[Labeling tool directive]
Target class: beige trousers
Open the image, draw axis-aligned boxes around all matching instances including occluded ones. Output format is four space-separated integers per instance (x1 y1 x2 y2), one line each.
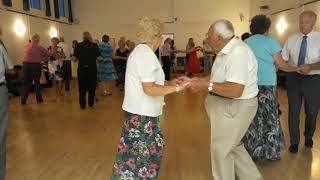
205 95 263 180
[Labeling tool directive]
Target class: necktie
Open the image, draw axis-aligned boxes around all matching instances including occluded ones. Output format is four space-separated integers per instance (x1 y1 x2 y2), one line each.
298 36 308 66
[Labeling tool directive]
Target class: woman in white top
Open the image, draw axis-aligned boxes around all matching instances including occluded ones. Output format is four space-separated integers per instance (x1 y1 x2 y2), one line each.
48 37 66 98
110 17 188 180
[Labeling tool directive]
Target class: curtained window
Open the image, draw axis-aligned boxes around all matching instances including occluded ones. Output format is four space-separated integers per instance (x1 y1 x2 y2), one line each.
23 0 30 11
2 0 12 7
29 0 41 10
53 0 59 19
58 0 65 17
67 0 73 22
45 0 51 16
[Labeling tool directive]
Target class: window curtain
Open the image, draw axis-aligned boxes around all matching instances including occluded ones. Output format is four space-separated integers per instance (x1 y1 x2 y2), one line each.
58 0 65 17
45 0 51 17
2 0 12 7
67 0 73 22
53 0 59 19
23 0 30 11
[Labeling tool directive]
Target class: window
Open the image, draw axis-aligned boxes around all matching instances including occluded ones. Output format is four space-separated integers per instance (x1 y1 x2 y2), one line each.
2 0 13 7
29 0 41 10
58 0 65 17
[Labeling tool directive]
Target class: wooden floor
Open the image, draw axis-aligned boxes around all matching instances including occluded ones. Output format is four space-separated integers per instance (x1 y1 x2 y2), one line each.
6 80 320 180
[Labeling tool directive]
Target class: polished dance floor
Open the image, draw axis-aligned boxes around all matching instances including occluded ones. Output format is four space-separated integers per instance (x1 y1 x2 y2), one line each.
6 81 320 180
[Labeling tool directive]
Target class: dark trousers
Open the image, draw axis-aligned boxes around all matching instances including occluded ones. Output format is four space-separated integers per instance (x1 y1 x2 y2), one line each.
0 86 9 180
21 63 43 103
78 67 97 108
63 60 72 91
161 56 171 80
287 73 320 145
114 61 126 87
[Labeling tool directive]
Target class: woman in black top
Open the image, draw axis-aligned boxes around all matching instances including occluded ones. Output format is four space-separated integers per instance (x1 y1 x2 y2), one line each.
113 39 129 90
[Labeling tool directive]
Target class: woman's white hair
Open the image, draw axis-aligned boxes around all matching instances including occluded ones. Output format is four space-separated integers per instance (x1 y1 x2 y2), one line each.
210 19 235 39
136 17 164 43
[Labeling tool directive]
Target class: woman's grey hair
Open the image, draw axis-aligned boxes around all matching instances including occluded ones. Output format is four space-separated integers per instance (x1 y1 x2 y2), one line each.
210 19 235 39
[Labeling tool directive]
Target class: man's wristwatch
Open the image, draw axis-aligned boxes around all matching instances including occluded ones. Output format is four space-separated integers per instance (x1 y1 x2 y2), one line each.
208 82 214 92
175 84 180 92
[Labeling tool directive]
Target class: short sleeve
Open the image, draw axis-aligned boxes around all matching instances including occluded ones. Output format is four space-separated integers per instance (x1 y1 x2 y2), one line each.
136 50 159 83
1 46 13 69
281 39 290 61
225 47 250 85
270 37 282 55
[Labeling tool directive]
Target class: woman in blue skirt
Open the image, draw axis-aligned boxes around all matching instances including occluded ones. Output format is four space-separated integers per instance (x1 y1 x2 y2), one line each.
98 35 118 96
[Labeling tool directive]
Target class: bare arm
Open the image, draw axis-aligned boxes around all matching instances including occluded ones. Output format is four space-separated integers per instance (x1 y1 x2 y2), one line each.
113 55 127 60
298 62 320 74
142 82 176 96
310 62 320 70
211 82 245 99
273 53 297 72
142 79 189 96
186 76 245 99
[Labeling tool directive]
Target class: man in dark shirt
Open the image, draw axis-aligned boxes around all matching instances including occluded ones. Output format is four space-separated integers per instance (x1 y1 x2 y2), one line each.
74 32 101 110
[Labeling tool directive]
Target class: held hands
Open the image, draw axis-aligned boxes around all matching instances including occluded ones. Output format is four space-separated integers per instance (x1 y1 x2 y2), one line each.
297 64 312 75
169 77 191 92
177 76 206 93
170 76 209 93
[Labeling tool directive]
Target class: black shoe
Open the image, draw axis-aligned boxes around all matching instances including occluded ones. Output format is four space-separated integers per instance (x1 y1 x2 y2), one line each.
21 101 26 105
289 144 299 154
37 99 44 104
305 139 313 148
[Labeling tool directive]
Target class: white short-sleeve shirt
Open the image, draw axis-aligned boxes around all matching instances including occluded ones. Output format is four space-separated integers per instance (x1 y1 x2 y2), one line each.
210 38 258 99
122 44 165 117
282 31 320 75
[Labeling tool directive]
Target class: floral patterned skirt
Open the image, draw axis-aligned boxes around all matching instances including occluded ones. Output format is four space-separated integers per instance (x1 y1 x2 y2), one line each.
242 86 286 160
110 112 164 180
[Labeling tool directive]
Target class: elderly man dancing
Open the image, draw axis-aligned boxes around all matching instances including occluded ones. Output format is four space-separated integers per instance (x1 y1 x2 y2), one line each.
180 19 263 180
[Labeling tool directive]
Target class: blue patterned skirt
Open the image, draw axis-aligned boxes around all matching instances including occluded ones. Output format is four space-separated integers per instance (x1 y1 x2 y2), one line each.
242 86 285 160
98 59 118 81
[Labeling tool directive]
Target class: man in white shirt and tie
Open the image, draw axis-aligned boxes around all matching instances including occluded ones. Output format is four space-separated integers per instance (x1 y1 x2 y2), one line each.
282 10 320 153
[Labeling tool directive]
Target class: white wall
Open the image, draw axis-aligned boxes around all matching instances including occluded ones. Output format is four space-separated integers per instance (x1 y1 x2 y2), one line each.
72 0 251 51
250 0 320 45
0 0 72 64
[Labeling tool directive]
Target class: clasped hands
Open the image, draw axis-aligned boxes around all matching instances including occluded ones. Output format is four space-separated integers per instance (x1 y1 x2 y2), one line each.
170 76 207 93
296 64 312 75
